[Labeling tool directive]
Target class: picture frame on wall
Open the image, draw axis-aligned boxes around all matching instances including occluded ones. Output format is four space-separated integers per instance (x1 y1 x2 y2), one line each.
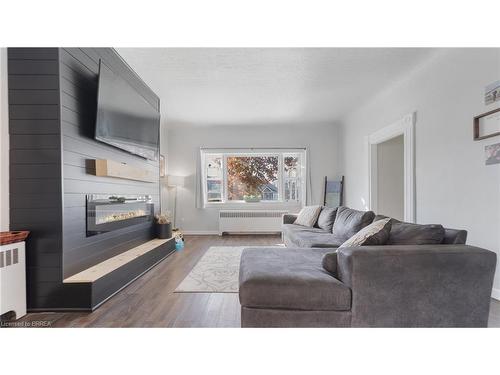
473 107 500 141
485 143 500 165
159 154 166 177
485 80 500 105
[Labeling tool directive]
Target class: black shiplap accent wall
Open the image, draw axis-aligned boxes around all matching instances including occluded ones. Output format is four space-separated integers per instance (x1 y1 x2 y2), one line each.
60 48 160 278
8 48 65 309
8 48 161 310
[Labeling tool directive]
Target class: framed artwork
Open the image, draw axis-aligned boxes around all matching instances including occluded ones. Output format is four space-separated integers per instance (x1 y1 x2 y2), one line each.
159 154 166 177
323 176 344 208
473 107 500 141
485 80 500 105
485 143 500 165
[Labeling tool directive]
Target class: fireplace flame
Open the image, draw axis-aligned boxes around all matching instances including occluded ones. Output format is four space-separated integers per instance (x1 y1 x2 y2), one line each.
96 209 147 225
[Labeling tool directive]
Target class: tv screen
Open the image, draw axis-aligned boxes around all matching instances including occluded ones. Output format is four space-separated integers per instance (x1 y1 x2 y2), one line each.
95 60 160 161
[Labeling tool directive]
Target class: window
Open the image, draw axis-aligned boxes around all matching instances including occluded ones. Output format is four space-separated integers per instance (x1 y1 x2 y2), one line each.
205 154 223 202
201 149 306 206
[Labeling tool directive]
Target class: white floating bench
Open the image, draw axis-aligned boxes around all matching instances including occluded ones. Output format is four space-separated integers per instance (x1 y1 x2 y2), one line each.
63 237 176 309
64 238 173 283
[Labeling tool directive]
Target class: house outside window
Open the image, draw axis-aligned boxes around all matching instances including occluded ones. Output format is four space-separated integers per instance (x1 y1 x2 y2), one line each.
201 149 306 207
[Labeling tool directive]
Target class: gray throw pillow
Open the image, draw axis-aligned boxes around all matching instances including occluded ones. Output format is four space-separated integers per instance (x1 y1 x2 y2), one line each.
332 206 375 241
374 215 446 245
322 252 337 275
388 222 445 245
339 218 392 248
316 207 337 232
294 205 322 227
374 214 390 222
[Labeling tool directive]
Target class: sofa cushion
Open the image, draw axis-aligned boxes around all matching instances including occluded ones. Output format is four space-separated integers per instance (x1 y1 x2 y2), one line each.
388 222 445 245
322 252 337 275
239 247 351 311
316 207 337 232
339 218 392 248
294 205 322 227
282 223 328 236
282 224 343 248
442 228 467 244
302 234 345 248
374 214 391 222
374 215 446 245
332 206 375 241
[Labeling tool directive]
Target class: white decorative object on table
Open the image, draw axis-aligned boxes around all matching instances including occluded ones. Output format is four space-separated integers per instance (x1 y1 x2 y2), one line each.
0 241 27 320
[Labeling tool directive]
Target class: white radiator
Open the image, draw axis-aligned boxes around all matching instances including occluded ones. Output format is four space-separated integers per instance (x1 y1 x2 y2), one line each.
218 210 288 235
0 241 27 320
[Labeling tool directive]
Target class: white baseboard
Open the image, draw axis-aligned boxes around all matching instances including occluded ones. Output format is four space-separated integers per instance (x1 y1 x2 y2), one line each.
181 230 281 236
181 230 220 235
492 288 500 301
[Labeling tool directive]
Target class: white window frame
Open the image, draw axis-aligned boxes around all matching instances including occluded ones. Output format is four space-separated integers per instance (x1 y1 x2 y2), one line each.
201 148 307 209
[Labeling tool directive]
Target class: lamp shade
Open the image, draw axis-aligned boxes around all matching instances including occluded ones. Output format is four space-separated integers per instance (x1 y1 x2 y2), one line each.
167 175 186 187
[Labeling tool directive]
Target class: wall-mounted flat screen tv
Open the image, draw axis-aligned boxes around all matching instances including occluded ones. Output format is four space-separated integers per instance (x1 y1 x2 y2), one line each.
95 59 160 161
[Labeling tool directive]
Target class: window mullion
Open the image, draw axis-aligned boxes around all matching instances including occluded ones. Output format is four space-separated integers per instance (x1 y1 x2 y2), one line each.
201 152 207 206
222 154 228 203
278 154 284 202
301 151 306 206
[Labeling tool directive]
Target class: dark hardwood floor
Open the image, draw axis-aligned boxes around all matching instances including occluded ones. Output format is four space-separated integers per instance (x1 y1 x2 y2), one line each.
12 235 281 328
8 234 500 328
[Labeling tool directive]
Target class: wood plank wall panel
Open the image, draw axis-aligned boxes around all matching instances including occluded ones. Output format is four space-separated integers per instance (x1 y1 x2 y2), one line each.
8 48 64 309
8 48 161 309
60 48 160 278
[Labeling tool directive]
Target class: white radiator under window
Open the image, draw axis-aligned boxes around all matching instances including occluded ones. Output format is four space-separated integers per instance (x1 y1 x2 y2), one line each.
218 210 288 235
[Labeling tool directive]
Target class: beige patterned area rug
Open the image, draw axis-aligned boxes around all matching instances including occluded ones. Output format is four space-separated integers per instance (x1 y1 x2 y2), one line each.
175 245 283 293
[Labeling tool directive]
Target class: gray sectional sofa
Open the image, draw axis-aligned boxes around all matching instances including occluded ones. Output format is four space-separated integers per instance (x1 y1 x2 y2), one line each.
239 207 497 327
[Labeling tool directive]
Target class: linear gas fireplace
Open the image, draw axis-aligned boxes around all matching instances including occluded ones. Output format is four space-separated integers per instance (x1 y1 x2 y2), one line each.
86 194 154 237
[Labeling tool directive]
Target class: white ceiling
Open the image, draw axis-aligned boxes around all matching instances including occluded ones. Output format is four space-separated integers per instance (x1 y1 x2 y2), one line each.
117 48 436 127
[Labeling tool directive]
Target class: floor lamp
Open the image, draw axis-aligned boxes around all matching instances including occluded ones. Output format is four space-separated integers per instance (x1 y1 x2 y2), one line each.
167 175 185 230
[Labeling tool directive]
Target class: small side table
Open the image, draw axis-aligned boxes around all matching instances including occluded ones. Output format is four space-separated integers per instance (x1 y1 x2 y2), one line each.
0 241 27 320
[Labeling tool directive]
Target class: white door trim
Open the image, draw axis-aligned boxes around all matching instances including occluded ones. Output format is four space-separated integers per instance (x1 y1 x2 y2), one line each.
367 112 416 223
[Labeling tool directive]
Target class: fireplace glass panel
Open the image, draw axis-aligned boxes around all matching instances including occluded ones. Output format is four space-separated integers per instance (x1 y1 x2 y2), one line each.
86 195 154 237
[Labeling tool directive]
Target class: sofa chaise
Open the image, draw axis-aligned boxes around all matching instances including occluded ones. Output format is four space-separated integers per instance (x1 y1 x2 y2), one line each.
239 207 497 327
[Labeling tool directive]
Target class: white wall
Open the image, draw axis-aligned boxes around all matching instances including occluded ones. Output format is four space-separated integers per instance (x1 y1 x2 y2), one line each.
338 48 500 299
377 135 404 220
159 118 169 214
0 48 9 231
167 124 339 233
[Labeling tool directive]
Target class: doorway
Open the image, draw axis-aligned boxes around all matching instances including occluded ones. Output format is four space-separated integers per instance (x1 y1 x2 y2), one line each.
376 135 404 220
368 112 415 223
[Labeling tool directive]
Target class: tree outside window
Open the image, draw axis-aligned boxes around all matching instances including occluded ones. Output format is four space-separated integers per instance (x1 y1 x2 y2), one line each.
227 156 279 201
